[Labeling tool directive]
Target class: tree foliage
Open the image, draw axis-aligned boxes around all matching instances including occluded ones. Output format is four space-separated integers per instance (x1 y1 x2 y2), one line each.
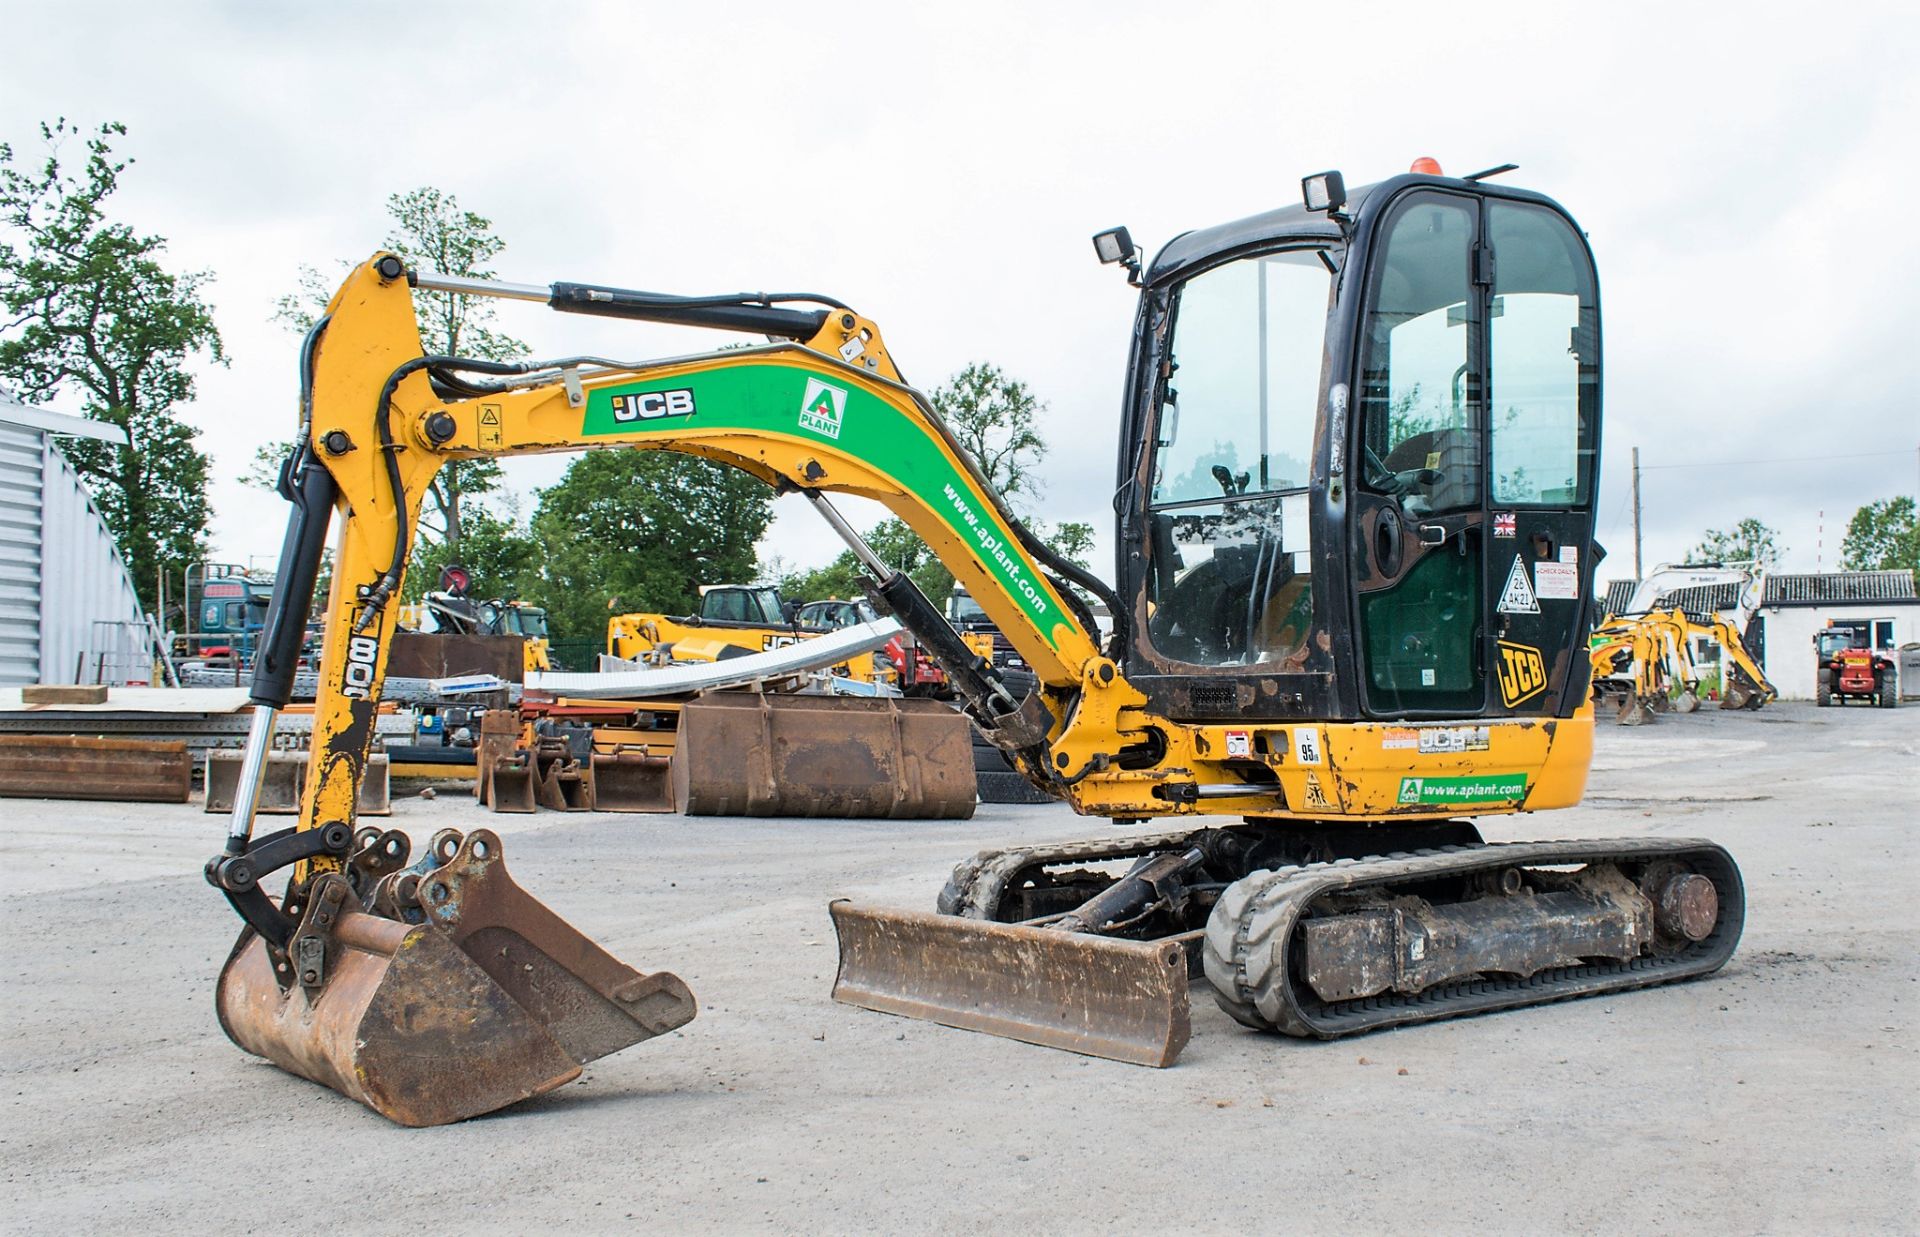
1690 517 1783 571
780 364 1097 612
0 120 223 610
1839 496 1920 573
934 361 1047 505
520 452 775 643
261 186 526 554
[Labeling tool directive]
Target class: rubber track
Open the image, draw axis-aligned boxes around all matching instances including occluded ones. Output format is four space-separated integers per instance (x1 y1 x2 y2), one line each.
936 828 1212 918
1200 837 1745 1038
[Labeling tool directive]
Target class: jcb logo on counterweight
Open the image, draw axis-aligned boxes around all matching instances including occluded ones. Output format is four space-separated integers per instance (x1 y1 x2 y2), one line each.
1496 640 1547 708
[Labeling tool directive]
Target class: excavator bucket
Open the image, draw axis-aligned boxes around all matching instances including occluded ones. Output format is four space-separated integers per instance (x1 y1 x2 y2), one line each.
673 693 976 818
828 901 1192 1067
591 748 675 813
483 751 539 813
216 829 696 1126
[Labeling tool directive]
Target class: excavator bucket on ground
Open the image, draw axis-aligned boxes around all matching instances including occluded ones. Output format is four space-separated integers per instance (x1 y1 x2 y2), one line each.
591 748 676 812
829 901 1192 1066
672 693 976 818
215 828 696 1126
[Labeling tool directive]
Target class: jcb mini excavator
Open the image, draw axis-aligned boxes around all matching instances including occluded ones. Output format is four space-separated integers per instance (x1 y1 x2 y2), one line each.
209 162 1744 1124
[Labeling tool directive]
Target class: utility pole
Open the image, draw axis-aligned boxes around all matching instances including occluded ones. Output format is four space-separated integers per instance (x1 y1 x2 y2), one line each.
1631 446 1643 579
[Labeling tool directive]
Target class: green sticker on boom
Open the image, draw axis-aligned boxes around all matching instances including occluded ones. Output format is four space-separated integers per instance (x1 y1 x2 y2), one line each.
1396 773 1529 805
580 362 1073 648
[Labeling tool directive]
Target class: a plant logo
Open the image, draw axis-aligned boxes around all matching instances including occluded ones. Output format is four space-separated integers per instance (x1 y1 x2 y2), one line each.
798 378 847 440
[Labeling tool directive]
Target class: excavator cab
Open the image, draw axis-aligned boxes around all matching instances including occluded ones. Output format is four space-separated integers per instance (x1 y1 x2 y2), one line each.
1116 172 1600 725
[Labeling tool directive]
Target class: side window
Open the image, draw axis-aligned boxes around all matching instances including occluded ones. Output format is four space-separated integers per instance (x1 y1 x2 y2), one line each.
1145 249 1329 669
1359 196 1479 514
1488 202 1597 505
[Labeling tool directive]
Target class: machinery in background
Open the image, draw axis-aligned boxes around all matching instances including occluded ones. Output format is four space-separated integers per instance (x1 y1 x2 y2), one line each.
177 563 277 667
608 584 897 688
404 565 552 672
210 161 1743 1126
1814 621 1899 707
1590 564 1776 724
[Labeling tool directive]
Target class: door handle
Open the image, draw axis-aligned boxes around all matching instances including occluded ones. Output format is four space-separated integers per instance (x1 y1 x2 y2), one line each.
1417 523 1448 547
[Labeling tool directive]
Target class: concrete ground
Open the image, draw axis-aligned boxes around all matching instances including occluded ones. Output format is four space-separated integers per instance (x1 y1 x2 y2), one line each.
2 701 1914 1234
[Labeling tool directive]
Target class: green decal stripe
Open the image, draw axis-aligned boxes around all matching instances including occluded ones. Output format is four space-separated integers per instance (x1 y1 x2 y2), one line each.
582 364 1072 648
1395 773 1529 805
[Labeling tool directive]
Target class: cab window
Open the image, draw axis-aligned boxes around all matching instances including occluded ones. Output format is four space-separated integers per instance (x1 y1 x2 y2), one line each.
1358 195 1480 515
1487 201 1597 505
1145 248 1329 668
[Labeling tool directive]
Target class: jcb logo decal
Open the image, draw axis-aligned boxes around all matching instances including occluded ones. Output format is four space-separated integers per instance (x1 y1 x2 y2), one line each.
1496 640 1547 708
611 389 696 422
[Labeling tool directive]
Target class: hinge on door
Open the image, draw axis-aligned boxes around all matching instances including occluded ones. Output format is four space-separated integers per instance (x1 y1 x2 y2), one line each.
1473 244 1497 287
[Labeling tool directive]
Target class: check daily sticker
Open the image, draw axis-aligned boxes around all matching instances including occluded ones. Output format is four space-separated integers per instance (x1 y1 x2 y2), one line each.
1397 773 1528 805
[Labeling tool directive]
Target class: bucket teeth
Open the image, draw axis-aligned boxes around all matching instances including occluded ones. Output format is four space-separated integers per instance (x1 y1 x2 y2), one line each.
216 828 696 1126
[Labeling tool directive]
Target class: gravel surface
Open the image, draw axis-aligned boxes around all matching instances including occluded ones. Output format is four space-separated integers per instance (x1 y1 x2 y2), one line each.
2 701 1914 1233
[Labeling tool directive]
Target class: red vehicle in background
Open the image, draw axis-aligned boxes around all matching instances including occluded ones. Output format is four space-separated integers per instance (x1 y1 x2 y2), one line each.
1814 622 1898 708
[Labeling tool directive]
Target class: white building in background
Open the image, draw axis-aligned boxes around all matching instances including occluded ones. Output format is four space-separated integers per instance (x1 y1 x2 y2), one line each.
0 396 150 686
1600 570 1919 700
1750 572 1918 700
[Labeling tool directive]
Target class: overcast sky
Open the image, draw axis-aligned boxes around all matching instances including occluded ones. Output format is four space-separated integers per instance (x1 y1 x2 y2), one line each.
4 1 1916 587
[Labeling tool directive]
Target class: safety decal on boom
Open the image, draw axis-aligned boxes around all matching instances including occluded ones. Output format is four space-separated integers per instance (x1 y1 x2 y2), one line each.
1498 555 1540 615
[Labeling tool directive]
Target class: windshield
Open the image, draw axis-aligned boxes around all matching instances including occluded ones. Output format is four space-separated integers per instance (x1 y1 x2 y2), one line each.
510 608 549 639
1145 247 1328 668
948 591 987 622
1816 631 1859 656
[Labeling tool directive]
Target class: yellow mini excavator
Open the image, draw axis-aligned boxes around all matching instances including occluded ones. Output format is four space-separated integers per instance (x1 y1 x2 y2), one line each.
209 161 1743 1124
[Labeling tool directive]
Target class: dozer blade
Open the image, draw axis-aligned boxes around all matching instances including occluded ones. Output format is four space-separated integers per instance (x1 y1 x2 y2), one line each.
674 693 976 819
828 900 1191 1067
591 749 675 813
216 829 696 1126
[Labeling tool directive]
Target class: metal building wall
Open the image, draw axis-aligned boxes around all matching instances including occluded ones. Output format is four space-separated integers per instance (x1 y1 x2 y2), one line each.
0 417 146 687
37 440 146 685
0 422 43 683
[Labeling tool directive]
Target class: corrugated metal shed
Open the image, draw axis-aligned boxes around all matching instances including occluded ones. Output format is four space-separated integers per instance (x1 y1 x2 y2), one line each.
0 397 145 686
1598 578 1742 616
1763 570 1917 606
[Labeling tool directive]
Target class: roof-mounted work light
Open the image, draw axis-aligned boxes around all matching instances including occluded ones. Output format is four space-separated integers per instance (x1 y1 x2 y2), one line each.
1091 226 1143 286
1301 170 1346 214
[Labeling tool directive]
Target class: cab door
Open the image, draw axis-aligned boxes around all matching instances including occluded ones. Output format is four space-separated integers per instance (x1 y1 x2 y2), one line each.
1349 191 1488 717
1480 199 1600 717
1347 189 1600 720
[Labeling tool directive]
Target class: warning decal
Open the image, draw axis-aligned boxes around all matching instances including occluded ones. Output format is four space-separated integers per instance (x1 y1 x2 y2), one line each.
1498 555 1540 614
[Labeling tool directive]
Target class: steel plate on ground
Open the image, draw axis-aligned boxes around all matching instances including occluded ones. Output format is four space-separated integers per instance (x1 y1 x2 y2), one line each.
828 900 1191 1067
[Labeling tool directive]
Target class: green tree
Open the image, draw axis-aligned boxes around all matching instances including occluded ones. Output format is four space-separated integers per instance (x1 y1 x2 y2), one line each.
1839 496 1920 572
260 186 526 556
521 452 775 643
0 120 223 610
935 361 1047 504
781 363 1099 610
406 499 538 605
1691 517 1783 571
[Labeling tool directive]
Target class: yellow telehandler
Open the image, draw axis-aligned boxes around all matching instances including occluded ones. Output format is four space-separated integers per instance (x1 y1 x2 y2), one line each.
209 162 1742 1124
